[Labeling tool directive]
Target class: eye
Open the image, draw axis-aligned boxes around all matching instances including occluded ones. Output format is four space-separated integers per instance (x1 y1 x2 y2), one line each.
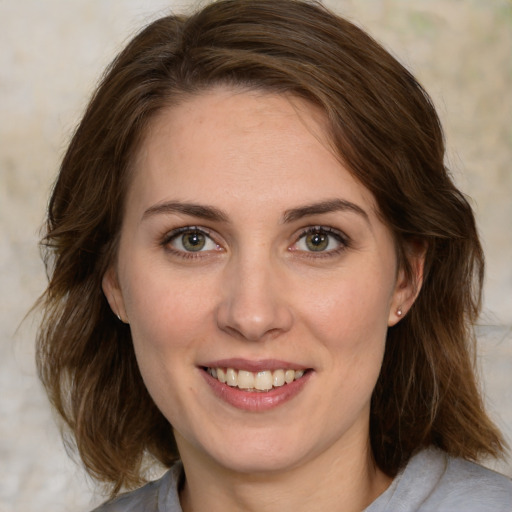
292 226 347 254
165 227 220 254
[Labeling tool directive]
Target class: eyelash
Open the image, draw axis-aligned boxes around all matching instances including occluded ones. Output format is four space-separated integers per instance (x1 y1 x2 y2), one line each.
160 225 350 259
161 226 222 260
291 226 350 258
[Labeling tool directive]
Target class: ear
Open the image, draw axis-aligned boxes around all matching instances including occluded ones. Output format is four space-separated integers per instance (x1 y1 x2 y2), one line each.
102 266 128 323
388 240 427 327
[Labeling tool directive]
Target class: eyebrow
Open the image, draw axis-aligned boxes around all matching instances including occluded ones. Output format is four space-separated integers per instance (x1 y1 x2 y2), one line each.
282 199 369 224
141 198 369 225
142 201 229 223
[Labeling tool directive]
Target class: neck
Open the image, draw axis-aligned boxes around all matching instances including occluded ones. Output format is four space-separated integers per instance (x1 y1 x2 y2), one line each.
177 434 391 512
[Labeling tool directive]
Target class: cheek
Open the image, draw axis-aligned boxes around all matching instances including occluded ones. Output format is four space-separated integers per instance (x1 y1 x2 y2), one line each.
120 253 182 318
122 265 218 358
300 274 393 344
297 268 394 400
123 272 209 418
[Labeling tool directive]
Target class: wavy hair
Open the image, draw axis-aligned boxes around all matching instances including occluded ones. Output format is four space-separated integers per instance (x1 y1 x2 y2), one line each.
36 0 505 494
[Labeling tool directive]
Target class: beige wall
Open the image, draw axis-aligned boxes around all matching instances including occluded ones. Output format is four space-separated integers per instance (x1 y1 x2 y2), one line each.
1 1 510 510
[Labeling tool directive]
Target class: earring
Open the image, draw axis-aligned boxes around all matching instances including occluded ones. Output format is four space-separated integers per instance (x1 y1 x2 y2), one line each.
112 294 124 323
397 307 403 317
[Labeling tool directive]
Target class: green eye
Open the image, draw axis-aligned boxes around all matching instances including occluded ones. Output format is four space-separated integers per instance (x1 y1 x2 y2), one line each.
294 227 346 254
181 231 206 251
305 231 329 251
167 228 219 253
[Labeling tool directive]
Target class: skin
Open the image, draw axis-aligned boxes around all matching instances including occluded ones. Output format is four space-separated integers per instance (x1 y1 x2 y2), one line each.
103 88 424 512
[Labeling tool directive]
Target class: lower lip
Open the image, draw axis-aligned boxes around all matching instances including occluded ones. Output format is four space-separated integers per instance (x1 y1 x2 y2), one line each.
201 369 312 412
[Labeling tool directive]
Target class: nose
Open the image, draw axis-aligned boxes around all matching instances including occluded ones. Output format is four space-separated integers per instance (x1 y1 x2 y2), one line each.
215 256 294 342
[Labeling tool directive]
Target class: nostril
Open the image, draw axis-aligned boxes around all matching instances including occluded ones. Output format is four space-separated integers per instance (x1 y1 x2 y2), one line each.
218 323 288 343
214 262 295 341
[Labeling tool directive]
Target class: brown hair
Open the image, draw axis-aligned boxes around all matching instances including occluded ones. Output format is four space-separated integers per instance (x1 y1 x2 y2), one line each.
37 0 505 495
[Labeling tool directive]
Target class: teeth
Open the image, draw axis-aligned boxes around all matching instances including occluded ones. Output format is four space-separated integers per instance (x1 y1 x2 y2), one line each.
226 368 237 387
255 370 273 391
285 369 295 384
238 370 255 389
217 367 226 383
207 367 306 391
273 369 285 387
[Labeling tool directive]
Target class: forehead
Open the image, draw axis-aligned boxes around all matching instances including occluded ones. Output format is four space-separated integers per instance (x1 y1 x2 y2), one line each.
139 87 332 161
128 87 378 216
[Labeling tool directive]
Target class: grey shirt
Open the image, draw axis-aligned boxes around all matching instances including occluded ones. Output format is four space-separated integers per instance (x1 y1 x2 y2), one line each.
93 448 512 511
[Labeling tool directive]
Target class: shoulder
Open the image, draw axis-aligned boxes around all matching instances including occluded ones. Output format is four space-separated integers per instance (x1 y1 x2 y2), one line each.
91 464 183 512
433 453 512 511
368 448 512 512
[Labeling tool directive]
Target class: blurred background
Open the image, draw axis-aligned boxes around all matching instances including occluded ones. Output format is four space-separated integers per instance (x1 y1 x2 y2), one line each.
1 1 510 511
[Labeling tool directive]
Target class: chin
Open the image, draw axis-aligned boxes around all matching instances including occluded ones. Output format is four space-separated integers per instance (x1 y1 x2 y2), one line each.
194 425 318 475
214 447 307 475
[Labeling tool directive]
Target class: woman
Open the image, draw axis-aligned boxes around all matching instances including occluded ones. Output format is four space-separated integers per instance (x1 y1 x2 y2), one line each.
36 0 512 510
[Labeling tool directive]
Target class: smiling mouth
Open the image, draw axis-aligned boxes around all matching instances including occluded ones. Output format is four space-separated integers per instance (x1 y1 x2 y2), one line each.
204 367 307 392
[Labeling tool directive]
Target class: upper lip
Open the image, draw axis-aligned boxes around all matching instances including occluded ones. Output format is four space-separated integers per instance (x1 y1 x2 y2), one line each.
201 358 310 372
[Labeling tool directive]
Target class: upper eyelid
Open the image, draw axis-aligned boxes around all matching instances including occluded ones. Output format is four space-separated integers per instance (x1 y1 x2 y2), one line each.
163 225 215 240
295 225 349 242
161 225 222 249
160 224 350 251
161 226 223 258
287 225 350 256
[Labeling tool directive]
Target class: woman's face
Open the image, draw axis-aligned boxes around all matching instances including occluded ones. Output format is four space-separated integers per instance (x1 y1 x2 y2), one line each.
104 88 416 475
